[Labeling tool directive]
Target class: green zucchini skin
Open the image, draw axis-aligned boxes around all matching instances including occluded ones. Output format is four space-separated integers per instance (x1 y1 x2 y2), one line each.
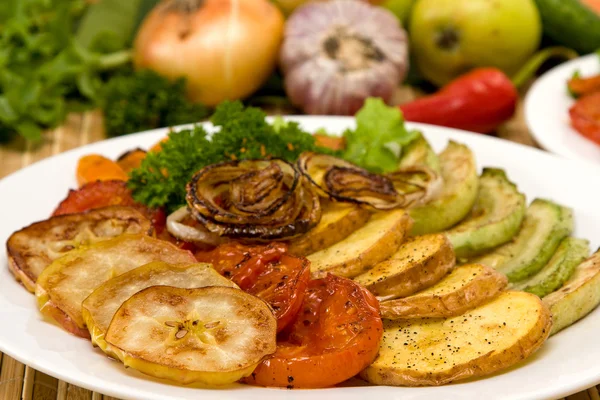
476 199 574 282
409 141 479 235
513 237 590 298
445 168 526 259
534 0 600 53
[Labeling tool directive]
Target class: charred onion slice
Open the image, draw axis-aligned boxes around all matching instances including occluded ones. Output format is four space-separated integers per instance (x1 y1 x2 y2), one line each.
186 159 321 241
166 206 227 246
386 165 443 207
298 152 405 210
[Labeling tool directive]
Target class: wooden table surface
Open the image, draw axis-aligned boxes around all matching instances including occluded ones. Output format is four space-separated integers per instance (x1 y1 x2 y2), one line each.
0 93 599 400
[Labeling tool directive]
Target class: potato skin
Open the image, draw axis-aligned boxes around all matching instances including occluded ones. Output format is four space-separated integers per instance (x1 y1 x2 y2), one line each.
309 210 413 279
361 291 552 386
379 264 508 319
355 234 455 299
287 202 370 257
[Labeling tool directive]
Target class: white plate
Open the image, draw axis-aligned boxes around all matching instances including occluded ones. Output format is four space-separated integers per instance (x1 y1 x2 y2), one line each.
2 117 600 400
525 53 600 163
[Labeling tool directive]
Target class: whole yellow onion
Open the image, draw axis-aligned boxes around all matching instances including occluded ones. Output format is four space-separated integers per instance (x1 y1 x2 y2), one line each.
134 0 285 106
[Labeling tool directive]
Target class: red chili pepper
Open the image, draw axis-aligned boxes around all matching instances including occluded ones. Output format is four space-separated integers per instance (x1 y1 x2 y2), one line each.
399 47 579 134
400 68 517 134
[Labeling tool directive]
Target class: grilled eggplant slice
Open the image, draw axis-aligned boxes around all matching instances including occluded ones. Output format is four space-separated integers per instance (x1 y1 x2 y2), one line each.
445 168 526 259
476 199 573 282
544 249 600 335
287 200 370 256
307 209 412 279
105 286 277 385
7 206 152 292
512 237 589 298
35 235 196 338
409 141 479 235
361 291 551 386
379 264 507 319
353 234 455 300
82 262 237 355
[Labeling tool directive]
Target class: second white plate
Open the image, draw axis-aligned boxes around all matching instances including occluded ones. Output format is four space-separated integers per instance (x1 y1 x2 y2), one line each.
525 53 600 163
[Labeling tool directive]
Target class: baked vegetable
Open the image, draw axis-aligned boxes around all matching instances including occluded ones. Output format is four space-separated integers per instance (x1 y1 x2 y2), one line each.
512 237 589 298
35 235 196 338
543 249 600 335
7 206 151 293
82 262 237 355
105 286 277 385
445 168 526 259
287 200 371 256
361 291 552 386
379 264 507 319
409 141 479 235
398 132 441 174
308 209 412 278
476 199 573 282
353 233 455 300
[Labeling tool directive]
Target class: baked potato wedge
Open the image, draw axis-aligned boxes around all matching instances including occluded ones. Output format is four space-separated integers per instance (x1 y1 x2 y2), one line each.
361 291 551 386
353 234 455 300
308 209 412 278
82 262 237 356
379 264 507 319
35 235 196 338
544 249 600 336
6 206 151 292
105 286 277 385
287 200 370 256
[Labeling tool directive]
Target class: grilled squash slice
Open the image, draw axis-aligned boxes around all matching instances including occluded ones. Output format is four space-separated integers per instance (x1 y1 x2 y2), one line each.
35 235 196 338
379 264 507 319
308 209 412 278
353 234 454 300
409 141 479 235
287 200 370 256
544 249 600 335
82 262 237 356
361 291 551 386
105 286 277 385
7 206 151 292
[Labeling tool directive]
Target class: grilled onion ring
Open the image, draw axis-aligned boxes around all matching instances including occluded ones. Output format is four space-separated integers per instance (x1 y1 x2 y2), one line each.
297 152 441 210
186 159 321 241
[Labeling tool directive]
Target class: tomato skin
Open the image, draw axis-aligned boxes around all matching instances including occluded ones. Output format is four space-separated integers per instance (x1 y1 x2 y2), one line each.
246 274 383 388
195 243 308 332
570 92 600 145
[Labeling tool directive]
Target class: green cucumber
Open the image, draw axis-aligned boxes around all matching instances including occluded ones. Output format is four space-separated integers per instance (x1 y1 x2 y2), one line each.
398 133 441 174
445 168 526 259
409 141 478 235
512 237 590 298
475 199 574 282
534 0 600 54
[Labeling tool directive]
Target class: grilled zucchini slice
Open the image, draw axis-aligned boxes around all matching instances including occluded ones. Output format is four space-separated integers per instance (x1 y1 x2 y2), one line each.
308 209 412 278
512 237 589 298
380 264 507 319
398 133 441 173
476 199 573 282
361 291 551 386
409 141 478 235
82 262 237 356
7 206 151 292
35 235 196 338
445 168 526 259
353 234 455 300
544 249 600 335
105 286 277 385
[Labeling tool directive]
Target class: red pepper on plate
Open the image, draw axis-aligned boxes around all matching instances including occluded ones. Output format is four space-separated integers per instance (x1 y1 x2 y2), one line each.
399 47 578 134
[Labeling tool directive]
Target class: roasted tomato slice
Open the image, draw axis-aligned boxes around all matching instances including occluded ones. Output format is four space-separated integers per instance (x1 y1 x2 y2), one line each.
195 242 309 332
52 180 165 233
569 92 600 145
246 274 383 388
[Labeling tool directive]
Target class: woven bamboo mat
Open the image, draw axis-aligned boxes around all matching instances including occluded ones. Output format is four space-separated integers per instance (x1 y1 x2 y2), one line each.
0 96 598 400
